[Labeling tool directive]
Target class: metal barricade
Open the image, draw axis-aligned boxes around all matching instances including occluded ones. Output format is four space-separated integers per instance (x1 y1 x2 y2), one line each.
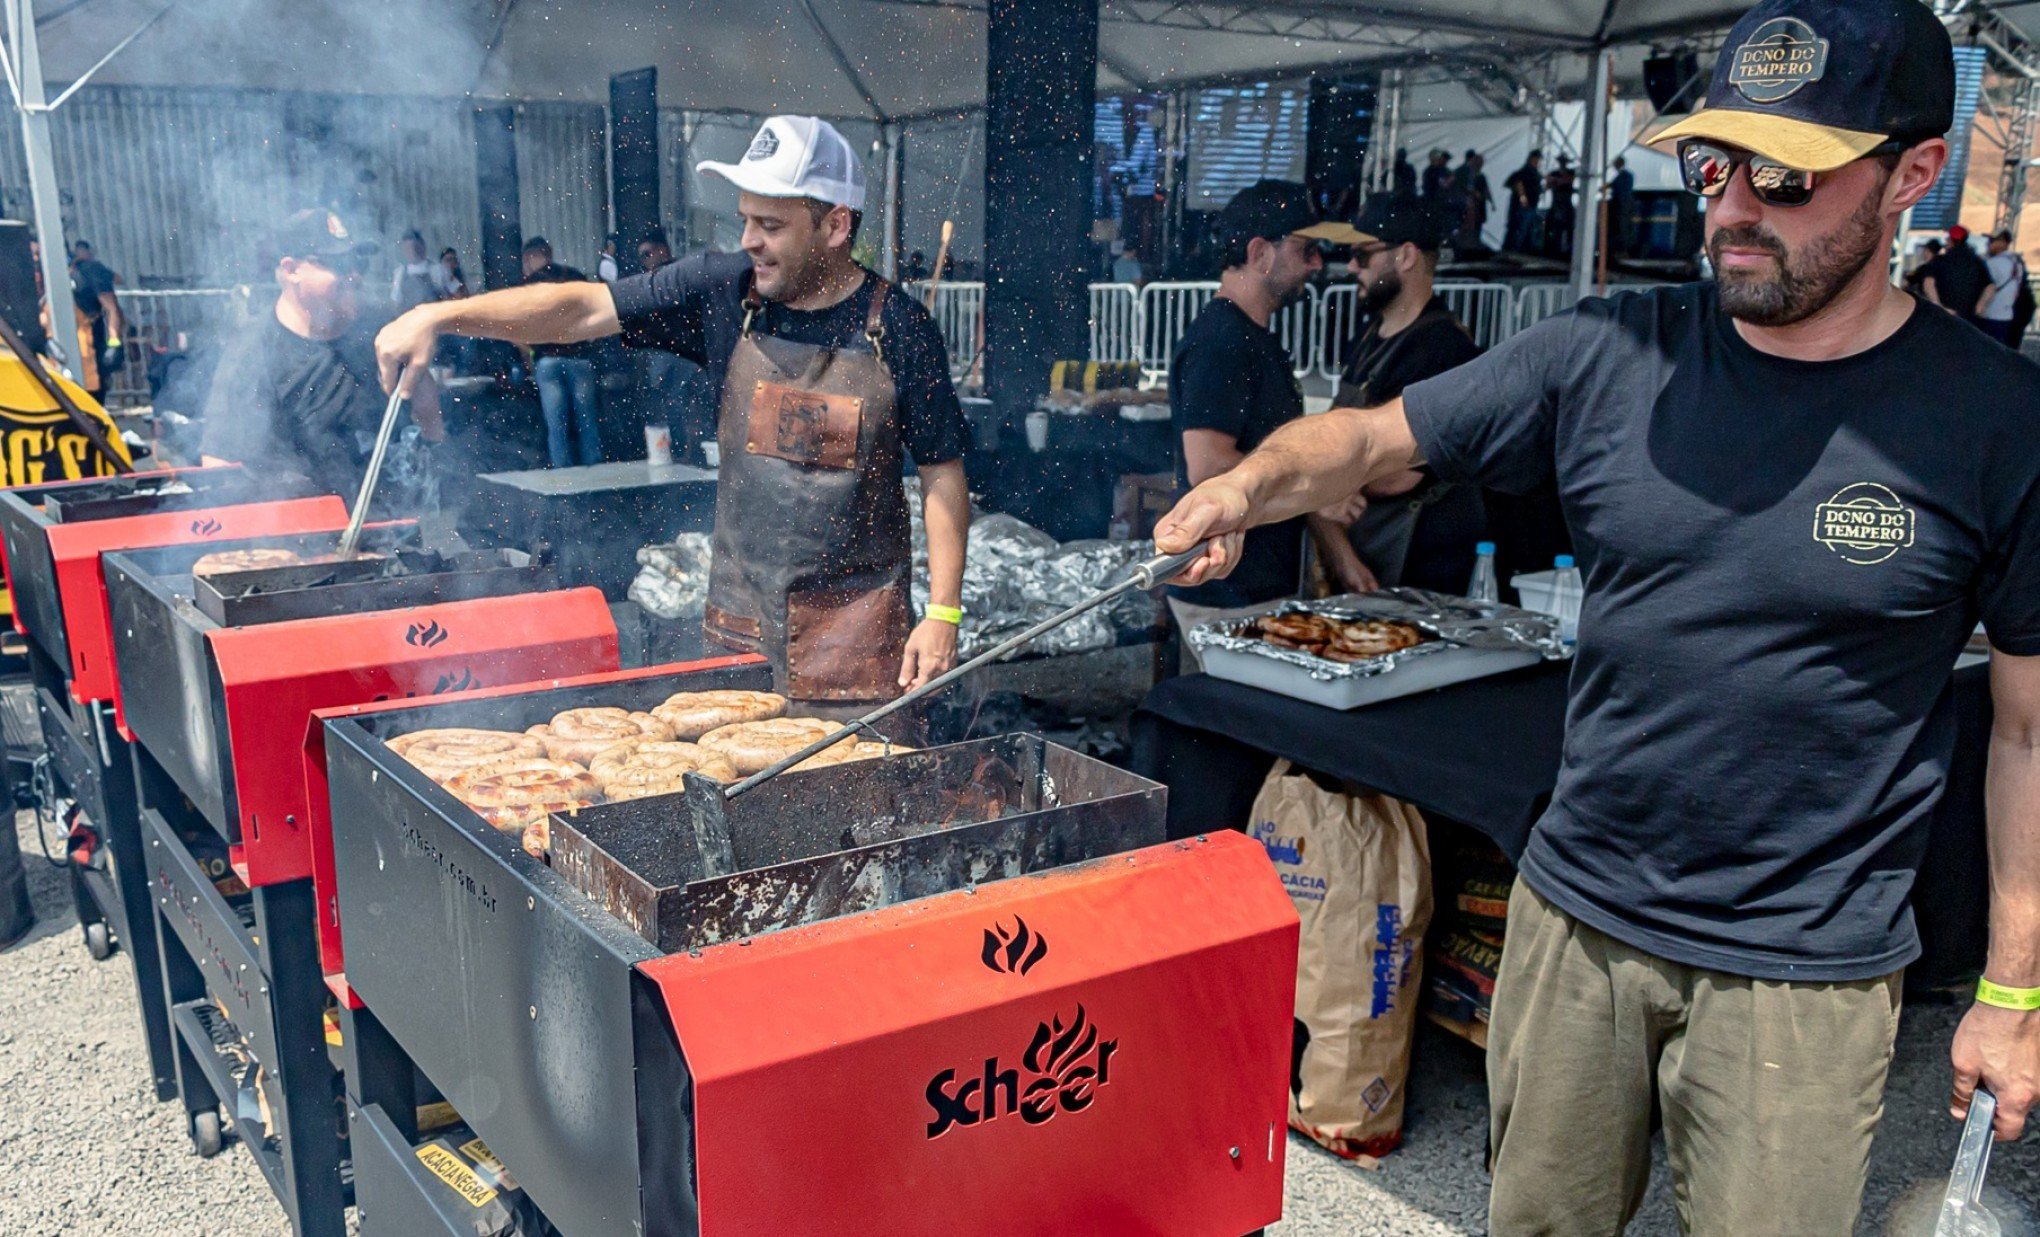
1089 283 1142 365
1276 285 1320 381
104 287 251 409
1137 282 1217 385
1435 282 1517 349
1317 283 1359 381
1511 283 1577 336
1316 281 1514 380
902 280 985 381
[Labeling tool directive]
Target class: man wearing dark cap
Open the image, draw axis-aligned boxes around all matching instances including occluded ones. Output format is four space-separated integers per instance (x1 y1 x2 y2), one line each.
1165 179 1369 642
201 209 442 500
1333 194 1483 593
1156 2 2040 1230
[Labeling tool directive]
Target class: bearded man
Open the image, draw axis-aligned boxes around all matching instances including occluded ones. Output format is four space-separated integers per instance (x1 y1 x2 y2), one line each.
376 116 969 719
1332 192 1484 592
1155 2 2040 1233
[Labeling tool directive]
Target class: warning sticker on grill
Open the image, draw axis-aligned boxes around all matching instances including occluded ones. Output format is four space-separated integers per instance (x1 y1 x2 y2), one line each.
416 1143 499 1208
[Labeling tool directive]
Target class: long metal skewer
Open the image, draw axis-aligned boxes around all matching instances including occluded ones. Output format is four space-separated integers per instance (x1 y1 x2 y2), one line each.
339 374 407 558
724 542 1209 798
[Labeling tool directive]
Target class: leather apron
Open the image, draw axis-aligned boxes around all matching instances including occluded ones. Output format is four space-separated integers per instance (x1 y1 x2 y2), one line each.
702 276 911 704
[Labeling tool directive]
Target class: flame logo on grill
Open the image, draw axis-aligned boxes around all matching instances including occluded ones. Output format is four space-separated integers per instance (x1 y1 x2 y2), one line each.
1023 1004 1097 1078
981 916 1049 976
432 668 477 694
190 517 222 535
406 620 449 648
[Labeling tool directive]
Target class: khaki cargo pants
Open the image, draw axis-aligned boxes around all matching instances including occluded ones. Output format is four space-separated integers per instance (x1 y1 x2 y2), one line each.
1487 881 1903 1237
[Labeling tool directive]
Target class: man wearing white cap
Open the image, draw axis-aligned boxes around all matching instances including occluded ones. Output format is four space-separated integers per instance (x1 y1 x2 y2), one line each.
376 116 970 716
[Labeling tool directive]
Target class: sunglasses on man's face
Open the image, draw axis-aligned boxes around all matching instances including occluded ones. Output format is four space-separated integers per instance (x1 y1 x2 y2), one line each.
1678 138 1908 208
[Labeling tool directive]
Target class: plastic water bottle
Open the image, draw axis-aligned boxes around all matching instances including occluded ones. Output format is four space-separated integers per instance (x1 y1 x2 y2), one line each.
1551 555 1583 649
1467 541 1499 604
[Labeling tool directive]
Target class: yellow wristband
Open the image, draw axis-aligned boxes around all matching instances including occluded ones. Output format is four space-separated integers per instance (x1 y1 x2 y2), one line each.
925 603 964 626
1976 978 2040 1011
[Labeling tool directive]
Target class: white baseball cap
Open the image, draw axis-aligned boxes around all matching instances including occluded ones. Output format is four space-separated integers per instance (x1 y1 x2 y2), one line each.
697 116 866 212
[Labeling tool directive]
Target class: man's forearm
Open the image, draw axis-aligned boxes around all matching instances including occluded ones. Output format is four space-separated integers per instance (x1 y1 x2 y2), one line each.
423 282 619 346
920 460 969 608
1233 403 1421 529
1985 713 2040 986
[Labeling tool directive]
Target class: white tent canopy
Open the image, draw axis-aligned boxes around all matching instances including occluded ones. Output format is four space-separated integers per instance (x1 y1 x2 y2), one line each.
35 0 1781 116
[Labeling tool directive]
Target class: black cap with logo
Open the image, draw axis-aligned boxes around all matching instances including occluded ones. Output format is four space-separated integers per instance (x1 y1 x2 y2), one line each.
1213 179 1365 256
1654 0 1954 171
1352 193 1442 252
269 208 378 269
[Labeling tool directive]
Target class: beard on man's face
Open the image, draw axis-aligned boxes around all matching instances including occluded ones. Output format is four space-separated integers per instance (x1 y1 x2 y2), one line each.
1360 266 1403 314
1709 181 1888 327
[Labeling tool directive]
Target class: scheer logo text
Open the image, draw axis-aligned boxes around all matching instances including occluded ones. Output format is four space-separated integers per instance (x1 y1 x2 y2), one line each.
924 1004 1119 1139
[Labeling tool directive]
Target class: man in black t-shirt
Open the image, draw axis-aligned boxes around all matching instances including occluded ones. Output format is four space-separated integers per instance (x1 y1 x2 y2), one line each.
201 209 442 502
1165 179 1367 642
1502 151 1543 253
376 116 968 701
1333 194 1484 593
1920 224 1991 326
69 241 122 401
1157 3 2040 1231
518 237 604 468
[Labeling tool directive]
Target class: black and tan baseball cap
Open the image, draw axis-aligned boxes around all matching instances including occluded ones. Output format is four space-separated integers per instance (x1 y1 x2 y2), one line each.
270 208 378 267
1652 0 1954 172
1215 179 1368 251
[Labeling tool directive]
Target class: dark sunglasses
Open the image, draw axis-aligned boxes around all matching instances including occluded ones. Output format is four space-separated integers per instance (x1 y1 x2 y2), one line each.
1678 137 1909 208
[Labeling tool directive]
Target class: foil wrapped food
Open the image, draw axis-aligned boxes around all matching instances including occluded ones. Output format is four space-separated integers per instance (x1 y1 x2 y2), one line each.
1187 589 1565 681
904 487 1158 659
627 533 713 620
633 486 1161 659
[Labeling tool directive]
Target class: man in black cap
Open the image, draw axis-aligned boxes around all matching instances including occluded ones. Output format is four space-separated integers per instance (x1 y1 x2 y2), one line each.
1333 194 1483 593
1503 149 1544 253
1157 2 2040 1230
201 209 442 499
1164 180 1368 648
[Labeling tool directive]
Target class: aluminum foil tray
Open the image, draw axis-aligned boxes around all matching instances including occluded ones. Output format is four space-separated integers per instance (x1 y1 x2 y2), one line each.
1189 589 1562 710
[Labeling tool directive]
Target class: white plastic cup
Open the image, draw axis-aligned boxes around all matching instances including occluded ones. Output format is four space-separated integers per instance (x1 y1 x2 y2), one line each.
643 423 673 467
1024 410 1050 452
701 441 721 469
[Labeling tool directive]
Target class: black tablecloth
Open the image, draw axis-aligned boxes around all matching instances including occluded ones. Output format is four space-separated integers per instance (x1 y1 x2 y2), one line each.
1133 662 1568 860
459 461 718 599
1131 660 1991 985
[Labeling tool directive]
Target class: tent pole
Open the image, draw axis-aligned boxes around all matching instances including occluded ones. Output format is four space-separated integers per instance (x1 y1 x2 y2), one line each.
1571 48 1612 302
881 122 903 280
5 0 75 369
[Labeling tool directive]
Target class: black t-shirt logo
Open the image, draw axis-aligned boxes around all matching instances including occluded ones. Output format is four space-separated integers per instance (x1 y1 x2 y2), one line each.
1814 482 1916 566
1728 18 1830 104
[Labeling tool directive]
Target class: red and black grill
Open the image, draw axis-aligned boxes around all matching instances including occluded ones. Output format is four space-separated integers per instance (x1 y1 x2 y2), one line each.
98 530 620 1237
0 466 353 1108
320 660 1297 1237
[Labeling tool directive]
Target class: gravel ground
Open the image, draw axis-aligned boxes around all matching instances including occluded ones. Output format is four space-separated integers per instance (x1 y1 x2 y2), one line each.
1 802 2034 1235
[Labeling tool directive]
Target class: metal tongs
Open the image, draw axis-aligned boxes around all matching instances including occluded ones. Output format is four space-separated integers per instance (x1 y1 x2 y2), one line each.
723 541 1211 798
338 373 408 558
1935 1088 2001 1237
